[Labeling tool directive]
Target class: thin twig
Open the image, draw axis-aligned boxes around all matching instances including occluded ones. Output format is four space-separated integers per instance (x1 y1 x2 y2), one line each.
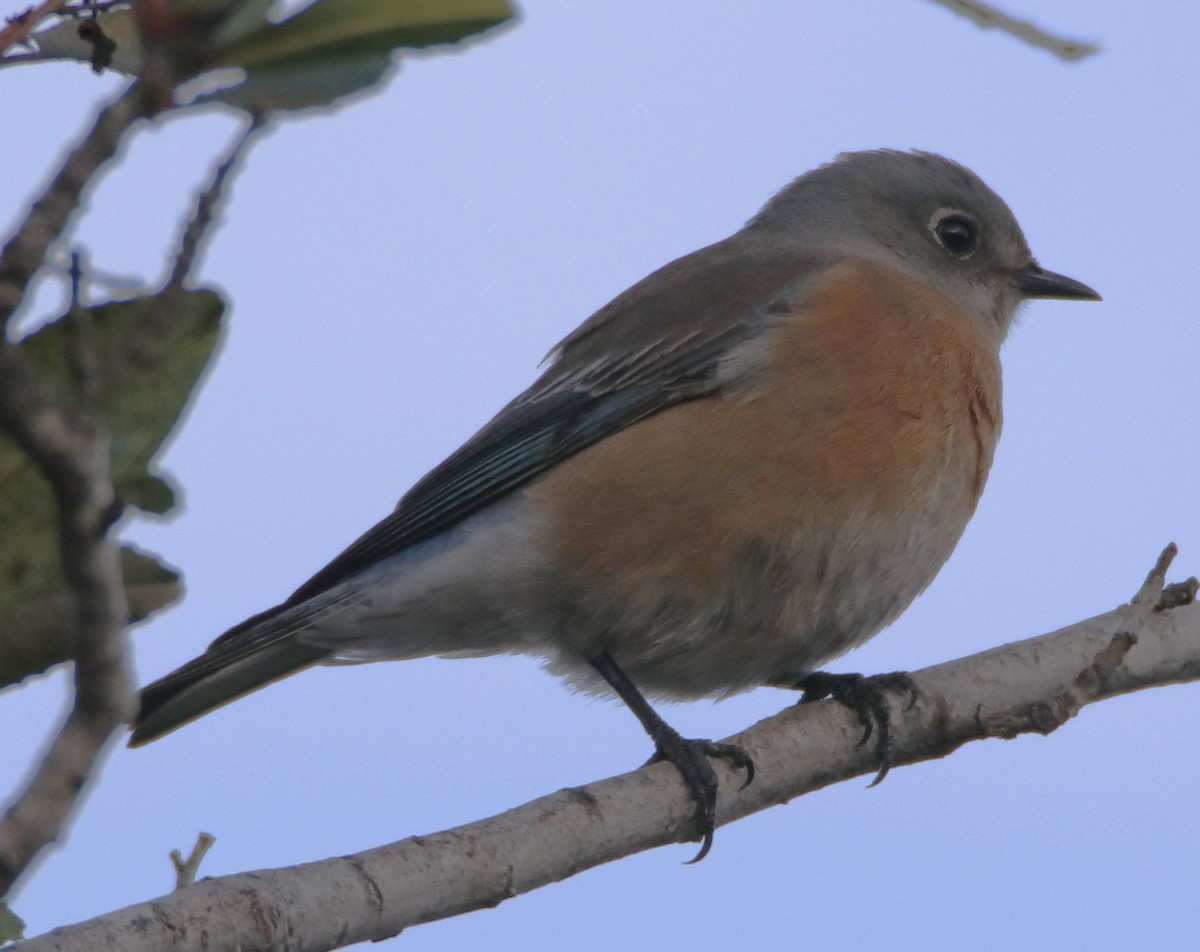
922 0 1099 61
102 115 264 387
0 339 133 896
44 256 142 292
0 80 157 331
0 78 156 899
166 116 266 292
65 250 102 407
170 832 215 890
1134 542 1177 606
0 0 68 55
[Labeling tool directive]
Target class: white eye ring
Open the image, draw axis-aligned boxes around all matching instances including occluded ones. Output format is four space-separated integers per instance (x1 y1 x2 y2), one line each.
929 207 980 259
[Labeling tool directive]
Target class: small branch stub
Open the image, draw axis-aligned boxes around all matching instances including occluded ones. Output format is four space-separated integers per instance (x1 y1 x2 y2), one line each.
170 833 215 891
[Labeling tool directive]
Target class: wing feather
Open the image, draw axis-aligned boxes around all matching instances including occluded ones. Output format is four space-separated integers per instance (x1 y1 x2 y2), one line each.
283 236 825 605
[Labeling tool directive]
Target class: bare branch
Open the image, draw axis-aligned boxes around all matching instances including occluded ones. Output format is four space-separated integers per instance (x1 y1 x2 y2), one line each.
165 116 265 292
1135 541 1178 606
170 833 215 891
0 340 133 898
96 115 263 390
922 0 1099 61
0 0 68 56
0 80 156 331
14 553 1198 952
0 79 160 898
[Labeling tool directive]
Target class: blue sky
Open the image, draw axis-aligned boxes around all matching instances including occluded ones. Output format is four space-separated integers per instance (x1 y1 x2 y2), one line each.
3 2 1199 949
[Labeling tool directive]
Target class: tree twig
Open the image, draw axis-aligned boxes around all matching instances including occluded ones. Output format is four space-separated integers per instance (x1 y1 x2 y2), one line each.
0 339 132 899
922 0 1099 61
165 115 265 292
170 833 215 891
12 547 1198 952
0 79 156 331
0 0 68 56
0 78 160 899
101 114 264 389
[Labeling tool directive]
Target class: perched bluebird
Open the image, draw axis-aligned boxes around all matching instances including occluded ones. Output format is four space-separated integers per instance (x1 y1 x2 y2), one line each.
131 150 1099 858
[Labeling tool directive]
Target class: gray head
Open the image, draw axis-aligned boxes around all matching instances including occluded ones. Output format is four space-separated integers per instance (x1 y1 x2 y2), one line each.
748 150 1099 344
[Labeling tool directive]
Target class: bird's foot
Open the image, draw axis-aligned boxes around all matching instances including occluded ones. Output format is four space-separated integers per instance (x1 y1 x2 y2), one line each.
793 670 917 786
648 730 755 863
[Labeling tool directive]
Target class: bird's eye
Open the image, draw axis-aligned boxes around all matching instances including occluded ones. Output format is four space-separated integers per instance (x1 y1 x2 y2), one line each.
930 210 980 259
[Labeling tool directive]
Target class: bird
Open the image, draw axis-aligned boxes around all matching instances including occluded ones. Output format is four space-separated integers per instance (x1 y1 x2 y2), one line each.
130 149 1100 860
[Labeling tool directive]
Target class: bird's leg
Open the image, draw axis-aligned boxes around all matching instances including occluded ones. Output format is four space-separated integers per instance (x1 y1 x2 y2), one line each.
778 670 918 786
588 649 754 863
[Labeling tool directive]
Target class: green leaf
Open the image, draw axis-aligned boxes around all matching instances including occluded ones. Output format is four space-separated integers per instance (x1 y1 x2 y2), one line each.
117 473 178 515
18 289 226 512
213 0 515 70
194 0 512 113
2 0 514 116
208 0 275 49
0 288 224 690
0 902 26 942
0 545 182 692
195 52 396 113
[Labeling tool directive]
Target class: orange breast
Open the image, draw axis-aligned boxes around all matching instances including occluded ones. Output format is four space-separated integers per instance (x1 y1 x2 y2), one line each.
525 259 1002 686
532 259 1000 586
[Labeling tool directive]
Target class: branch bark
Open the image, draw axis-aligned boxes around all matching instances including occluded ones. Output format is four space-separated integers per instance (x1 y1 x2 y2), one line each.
0 0 69 57
0 347 133 901
105 115 262 389
14 549 1199 952
0 346 133 900
0 68 251 905
921 0 1099 61
0 80 159 899
0 79 155 330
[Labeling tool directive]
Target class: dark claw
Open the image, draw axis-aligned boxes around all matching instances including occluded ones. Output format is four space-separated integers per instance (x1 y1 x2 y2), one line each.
651 733 754 863
587 649 754 862
793 670 917 787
